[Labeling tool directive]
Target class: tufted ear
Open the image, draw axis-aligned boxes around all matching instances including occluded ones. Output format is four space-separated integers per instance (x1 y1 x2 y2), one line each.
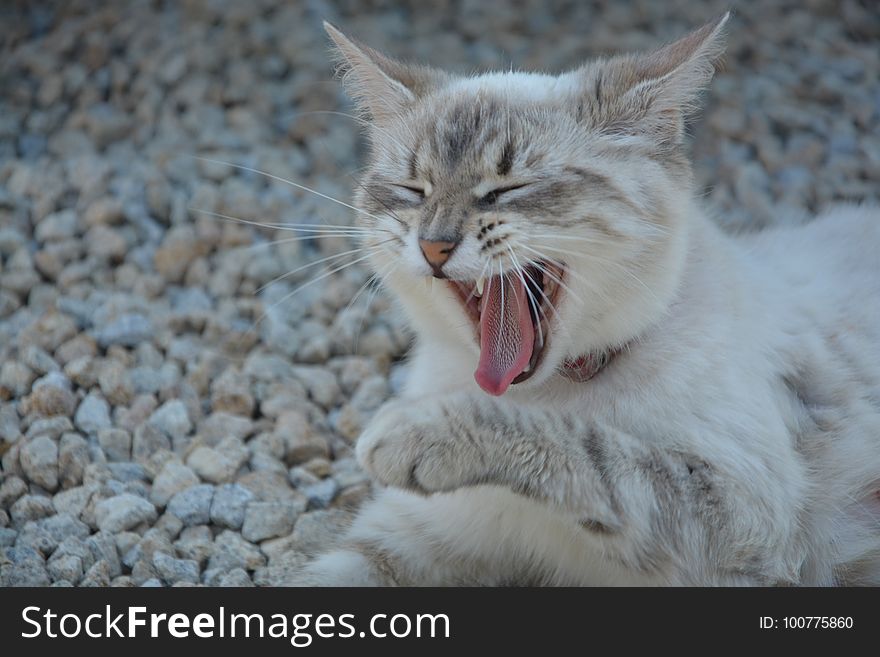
572 13 730 146
324 22 448 124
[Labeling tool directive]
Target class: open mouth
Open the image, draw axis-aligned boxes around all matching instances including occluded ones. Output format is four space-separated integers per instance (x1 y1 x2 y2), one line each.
447 262 565 396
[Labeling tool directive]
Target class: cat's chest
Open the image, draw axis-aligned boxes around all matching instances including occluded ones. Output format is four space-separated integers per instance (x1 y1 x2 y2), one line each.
521 345 783 443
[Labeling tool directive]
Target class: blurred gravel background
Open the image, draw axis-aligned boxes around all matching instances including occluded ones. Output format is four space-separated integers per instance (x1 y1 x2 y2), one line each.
0 0 878 586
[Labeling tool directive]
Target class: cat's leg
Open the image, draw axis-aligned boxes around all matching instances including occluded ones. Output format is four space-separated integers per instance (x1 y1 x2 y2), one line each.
356 394 798 584
294 486 645 586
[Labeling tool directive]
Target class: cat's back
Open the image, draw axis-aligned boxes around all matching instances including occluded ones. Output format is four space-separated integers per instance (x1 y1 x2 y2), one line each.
743 203 880 334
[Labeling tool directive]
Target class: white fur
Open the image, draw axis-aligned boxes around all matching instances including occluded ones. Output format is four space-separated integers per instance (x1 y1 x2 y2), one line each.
305 17 880 586
338 201 880 586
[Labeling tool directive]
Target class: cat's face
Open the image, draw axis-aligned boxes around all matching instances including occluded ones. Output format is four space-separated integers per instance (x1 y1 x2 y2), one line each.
327 17 727 395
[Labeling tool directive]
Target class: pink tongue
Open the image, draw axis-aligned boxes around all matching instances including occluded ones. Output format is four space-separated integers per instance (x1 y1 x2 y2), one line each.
474 275 535 396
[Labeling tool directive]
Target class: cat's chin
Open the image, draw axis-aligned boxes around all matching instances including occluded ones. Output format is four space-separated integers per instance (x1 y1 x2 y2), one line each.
446 261 565 394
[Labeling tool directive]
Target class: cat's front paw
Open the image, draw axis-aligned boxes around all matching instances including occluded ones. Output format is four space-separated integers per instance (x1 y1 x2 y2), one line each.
356 397 485 494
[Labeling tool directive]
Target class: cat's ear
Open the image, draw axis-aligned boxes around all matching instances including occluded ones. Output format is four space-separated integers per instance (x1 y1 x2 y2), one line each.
324 22 446 124
575 13 730 146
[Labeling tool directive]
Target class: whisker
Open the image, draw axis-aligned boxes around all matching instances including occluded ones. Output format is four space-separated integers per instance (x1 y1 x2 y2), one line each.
350 178 408 228
507 245 543 347
518 261 572 342
518 245 585 305
498 259 506 338
255 250 382 328
297 113 410 229
352 259 401 351
342 272 380 318
255 238 393 294
533 243 661 304
530 233 607 244
192 157 387 223
297 110 415 158
504 246 522 317
189 207 374 234
464 259 491 307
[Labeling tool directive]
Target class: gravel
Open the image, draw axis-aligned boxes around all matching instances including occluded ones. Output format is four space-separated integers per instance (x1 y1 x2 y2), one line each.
1 0 877 586
150 462 199 507
209 483 255 530
166 484 214 526
93 494 157 534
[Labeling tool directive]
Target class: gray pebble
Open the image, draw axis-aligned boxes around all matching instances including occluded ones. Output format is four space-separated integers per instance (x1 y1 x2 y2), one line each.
241 499 303 543
154 512 184 539
303 478 339 510
173 525 214 564
80 559 112 587
22 346 61 376
58 432 90 487
10 494 55 525
19 435 59 490
1 546 51 586
51 484 96 519
148 399 192 441
97 427 132 462
122 528 173 569
0 402 21 443
36 210 78 242
153 551 200 585
197 412 254 445
185 446 230 483
87 531 122 577
0 476 27 507
74 392 112 434
132 422 171 463
150 462 199 507
94 494 157 533
0 361 36 398
205 530 265 575
47 554 84 583
17 513 90 554
209 483 254 530
95 313 153 348
26 416 74 441
275 411 329 464
0 528 18 548
166 483 213 526
106 461 147 482
218 568 254 587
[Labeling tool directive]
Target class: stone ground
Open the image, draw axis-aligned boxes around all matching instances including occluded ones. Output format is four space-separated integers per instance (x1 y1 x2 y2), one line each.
0 0 878 586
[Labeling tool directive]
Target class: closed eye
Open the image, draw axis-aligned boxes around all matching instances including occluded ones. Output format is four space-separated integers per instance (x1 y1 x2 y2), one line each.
479 183 529 206
392 183 426 199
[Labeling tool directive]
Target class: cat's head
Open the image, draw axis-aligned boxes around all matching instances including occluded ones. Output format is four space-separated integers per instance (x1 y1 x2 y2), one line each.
326 15 728 395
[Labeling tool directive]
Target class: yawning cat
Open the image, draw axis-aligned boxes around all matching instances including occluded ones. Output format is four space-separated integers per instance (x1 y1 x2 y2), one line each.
294 14 880 585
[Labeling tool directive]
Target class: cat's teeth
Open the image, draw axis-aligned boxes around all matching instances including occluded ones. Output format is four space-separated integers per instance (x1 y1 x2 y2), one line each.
475 277 485 296
522 363 531 373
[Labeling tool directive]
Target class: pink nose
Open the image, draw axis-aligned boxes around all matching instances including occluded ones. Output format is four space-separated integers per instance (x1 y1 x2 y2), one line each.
419 239 458 271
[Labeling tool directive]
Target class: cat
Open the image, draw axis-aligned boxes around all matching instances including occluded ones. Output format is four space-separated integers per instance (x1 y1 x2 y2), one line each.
293 14 880 585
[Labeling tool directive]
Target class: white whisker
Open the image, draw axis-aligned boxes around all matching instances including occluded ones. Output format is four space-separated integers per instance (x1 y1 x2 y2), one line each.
507 245 543 348
255 239 392 294
189 207 375 234
255 250 382 327
519 261 573 342
352 259 401 351
192 157 387 223
297 110 415 158
533 243 661 303
498 259 506 338
518 245 585 305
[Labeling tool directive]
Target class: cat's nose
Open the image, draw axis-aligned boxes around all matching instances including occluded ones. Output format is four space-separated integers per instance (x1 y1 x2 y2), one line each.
419 238 459 277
